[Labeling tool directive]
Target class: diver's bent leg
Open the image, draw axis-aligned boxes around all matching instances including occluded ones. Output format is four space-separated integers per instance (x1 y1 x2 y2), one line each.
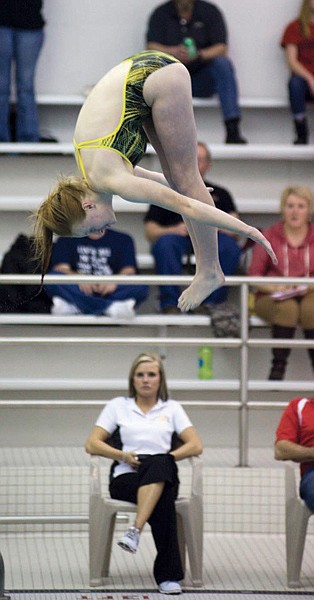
144 120 224 309
144 67 275 309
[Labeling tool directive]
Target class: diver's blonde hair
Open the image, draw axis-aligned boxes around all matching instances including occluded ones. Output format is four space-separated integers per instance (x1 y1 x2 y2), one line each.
128 352 169 401
33 176 88 278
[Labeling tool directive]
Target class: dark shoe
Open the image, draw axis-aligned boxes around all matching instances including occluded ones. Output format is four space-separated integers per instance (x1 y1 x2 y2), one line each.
161 306 181 315
293 118 309 145
268 324 295 380
225 118 247 144
191 304 212 316
303 329 314 371
39 133 59 143
269 361 287 381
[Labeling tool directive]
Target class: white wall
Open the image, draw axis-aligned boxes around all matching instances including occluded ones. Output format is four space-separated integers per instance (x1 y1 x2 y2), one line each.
37 0 300 98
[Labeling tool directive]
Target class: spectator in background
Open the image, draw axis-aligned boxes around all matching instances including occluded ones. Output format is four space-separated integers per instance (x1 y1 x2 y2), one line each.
0 233 52 313
275 396 314 513
0 0 45 142
144 141 241 314
146 0 247 144
248 186 314 381
281 0 314 145
197 141 239 222
45 229 149 319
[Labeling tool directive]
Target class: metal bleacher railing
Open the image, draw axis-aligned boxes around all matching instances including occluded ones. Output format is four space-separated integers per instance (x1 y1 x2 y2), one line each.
0 273 313 472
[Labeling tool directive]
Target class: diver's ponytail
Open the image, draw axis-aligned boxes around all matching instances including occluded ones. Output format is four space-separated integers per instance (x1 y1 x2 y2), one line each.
32 175 87 281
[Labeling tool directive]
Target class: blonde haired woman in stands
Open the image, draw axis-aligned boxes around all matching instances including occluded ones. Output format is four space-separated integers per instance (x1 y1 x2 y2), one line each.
33 50 276 313
248 185 314 381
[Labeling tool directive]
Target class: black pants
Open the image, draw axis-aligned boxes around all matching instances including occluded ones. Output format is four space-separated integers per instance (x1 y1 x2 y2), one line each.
109 454 184 584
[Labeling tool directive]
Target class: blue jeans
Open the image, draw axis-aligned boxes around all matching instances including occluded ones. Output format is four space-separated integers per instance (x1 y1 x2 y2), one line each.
45 272 149 316
0 26 44 141
151 232 242 309
300 468 314 512
190 56 241 121
288 75 314 117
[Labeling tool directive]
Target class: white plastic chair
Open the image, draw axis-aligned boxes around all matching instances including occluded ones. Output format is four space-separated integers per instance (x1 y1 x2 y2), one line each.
285 464 313 587
89 453 203 587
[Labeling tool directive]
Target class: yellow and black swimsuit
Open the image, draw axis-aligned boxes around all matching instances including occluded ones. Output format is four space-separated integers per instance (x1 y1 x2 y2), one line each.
74 51 179 179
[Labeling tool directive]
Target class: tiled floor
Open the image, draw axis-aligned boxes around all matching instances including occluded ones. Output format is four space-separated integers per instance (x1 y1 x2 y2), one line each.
2 530 314 593
0 446 277 470
1 447 313 598
4 594 314 600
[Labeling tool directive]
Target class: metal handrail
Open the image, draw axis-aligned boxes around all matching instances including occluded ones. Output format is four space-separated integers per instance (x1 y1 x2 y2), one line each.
0 273 313 467
0 336 241 346
0 273 313 285
0 515 88 525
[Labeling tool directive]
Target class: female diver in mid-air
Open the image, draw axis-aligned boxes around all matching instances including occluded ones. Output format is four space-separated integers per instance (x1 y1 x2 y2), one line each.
34 50 276 312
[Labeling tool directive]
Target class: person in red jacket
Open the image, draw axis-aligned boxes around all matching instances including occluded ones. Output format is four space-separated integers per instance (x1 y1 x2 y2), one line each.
275 396 314 512
248 185 314 380
281 0 314 144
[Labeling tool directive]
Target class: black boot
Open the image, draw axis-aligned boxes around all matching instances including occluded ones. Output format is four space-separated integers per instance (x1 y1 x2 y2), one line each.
225 118 247 144
293 118 309 145
268 325 295 380
303 329 314 371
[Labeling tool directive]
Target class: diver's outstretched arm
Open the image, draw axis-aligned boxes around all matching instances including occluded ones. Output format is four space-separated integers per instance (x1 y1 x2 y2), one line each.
107 171 277 264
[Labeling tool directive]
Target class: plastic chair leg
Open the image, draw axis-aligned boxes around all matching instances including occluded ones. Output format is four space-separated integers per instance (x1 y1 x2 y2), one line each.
90 498 116 585
286 499 311 587
179 503 203 587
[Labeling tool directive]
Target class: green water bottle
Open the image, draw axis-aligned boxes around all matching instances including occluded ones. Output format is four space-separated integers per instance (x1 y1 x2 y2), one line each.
183 37 198 59
198 346 212 379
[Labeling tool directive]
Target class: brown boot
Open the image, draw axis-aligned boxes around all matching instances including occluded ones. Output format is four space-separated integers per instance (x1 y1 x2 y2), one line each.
268 325 295 380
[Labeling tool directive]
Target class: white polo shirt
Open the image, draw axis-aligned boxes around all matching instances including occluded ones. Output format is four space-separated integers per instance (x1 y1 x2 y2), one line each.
96 396 192 477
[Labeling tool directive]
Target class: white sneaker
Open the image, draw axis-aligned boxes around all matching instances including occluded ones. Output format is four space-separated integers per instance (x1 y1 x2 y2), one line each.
105 299 136 319
51 296 81 315
158 581 182 594
117 526 140 554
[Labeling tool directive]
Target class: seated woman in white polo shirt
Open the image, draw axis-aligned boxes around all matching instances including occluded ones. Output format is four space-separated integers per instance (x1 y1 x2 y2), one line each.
85 351 203 595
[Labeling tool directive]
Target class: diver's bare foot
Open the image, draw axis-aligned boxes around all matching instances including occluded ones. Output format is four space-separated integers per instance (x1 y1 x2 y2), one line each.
248 227 278 264
178 270 225 312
